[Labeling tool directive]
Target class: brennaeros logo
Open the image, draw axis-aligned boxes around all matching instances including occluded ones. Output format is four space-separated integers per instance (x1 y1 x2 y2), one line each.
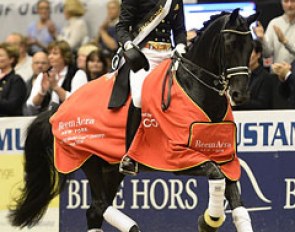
194 140 232 149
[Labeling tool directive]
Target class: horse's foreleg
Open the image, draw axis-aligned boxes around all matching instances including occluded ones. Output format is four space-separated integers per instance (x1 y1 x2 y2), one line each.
82 156 141 232
225 180 253 232
198 162 226 232
177 162 225 231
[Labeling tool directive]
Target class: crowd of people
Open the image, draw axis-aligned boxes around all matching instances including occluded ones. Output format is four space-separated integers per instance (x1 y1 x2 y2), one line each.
0 0 295 118
0 0 118 117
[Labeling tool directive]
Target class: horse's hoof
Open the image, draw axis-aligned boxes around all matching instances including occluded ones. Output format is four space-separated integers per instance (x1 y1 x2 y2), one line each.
119 155 138 176
129 224 141 232
198 214 220 232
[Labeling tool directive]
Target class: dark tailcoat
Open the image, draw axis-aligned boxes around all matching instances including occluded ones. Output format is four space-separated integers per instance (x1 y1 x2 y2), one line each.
0 70 27 116
109 0 187 108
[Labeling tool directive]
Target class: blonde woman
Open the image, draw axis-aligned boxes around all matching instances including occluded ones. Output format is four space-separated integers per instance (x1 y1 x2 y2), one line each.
76 43 98 70
58 0 89 51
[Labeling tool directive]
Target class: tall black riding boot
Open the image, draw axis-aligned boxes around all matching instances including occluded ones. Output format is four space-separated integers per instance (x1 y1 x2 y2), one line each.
119 103 141 176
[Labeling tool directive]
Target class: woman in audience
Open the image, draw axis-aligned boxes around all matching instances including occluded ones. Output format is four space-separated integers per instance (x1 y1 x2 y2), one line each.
85 50 108 81
57 0 89 52
26 40 88 115
0 43 27 116
76 43 98 71
27 0 57 54
96 0 120 64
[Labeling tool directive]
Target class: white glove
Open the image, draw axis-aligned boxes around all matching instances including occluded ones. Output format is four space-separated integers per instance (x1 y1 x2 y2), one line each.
172 43 186 57
124 41 135 50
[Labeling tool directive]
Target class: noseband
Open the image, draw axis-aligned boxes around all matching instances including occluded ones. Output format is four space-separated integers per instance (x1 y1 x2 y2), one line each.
176 29 252 96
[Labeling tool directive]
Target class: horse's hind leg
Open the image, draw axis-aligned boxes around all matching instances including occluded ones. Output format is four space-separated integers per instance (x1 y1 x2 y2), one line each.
225 180 253 232
82 156 141 232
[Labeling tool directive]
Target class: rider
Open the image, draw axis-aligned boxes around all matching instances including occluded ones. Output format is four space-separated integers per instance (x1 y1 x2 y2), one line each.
110 0 187 176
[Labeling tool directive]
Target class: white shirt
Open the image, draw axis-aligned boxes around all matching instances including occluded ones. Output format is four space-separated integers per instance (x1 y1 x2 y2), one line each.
58 17 89 51
15 54 33 82
26 66 87 115
263 14 295 63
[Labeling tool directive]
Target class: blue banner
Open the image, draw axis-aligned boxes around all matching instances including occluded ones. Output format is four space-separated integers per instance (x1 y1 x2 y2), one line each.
59 152 295 232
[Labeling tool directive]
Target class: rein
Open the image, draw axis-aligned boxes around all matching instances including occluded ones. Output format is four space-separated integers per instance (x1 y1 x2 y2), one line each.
179 29 251 96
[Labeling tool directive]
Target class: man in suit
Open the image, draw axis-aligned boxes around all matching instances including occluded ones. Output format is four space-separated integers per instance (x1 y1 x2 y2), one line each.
272 58 295 108
233 40 275 110
112 0 187 176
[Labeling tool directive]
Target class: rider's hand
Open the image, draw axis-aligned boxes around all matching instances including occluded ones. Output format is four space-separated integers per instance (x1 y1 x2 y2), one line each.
123 41 149 72
124 41 135 51
172 43 186 57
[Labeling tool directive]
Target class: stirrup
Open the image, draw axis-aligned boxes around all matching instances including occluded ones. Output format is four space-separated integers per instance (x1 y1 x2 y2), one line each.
119 154 138 176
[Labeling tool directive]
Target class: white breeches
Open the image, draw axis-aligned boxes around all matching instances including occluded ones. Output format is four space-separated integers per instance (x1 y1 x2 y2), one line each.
130 48 171 108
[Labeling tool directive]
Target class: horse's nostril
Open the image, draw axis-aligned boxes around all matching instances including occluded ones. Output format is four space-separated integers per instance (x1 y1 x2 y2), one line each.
232 91 239 100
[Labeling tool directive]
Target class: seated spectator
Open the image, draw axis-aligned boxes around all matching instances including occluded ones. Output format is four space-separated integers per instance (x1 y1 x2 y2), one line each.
26 40 88 115
23 51 50 115
253 0 295 64
233 40 275 110
57 0 89 52
27 0 57 55
272 60 295 108
6 33 33 82
96 0 120 67
76 43 98 71
85 50 108 81
0 42 27 117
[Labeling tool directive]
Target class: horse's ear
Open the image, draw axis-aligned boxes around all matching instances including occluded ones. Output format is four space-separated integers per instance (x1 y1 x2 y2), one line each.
229 8 240 24
246 11 260 26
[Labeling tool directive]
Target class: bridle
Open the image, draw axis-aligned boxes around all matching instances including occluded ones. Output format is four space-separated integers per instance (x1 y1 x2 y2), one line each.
161 25 252 111
177 29 252 96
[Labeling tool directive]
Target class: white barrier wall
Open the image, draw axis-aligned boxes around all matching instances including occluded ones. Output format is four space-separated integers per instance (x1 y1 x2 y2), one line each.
1 111 295 231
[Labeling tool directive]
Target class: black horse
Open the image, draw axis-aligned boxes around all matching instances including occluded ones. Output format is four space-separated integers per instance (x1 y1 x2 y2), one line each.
9 9 258 232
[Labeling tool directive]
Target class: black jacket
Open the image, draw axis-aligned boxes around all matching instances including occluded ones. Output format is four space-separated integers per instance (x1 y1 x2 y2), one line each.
0 70 27 116
233 65 275 110
116 0 187 47
278 61 295 109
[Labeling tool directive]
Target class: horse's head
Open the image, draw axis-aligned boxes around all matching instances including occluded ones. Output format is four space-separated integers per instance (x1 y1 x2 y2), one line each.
221 9 259 105
184 9 259 106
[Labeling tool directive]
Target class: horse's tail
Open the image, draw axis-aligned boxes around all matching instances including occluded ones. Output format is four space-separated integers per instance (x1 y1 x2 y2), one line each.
8 106 68 228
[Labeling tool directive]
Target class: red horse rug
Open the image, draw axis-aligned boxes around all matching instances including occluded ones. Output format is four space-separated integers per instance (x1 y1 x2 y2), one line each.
51 59 240 180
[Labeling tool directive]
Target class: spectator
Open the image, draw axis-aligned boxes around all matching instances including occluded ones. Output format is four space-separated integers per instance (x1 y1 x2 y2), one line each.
253 0 295 64
57 0 89 52
5 33 33 82
85 50 108 81
27 0 57 55
233 40 275 110
23 51 50 115
0 42 27 117
26 40 88 115
76 43 98 71
272 60 295 108
96 0 120 65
